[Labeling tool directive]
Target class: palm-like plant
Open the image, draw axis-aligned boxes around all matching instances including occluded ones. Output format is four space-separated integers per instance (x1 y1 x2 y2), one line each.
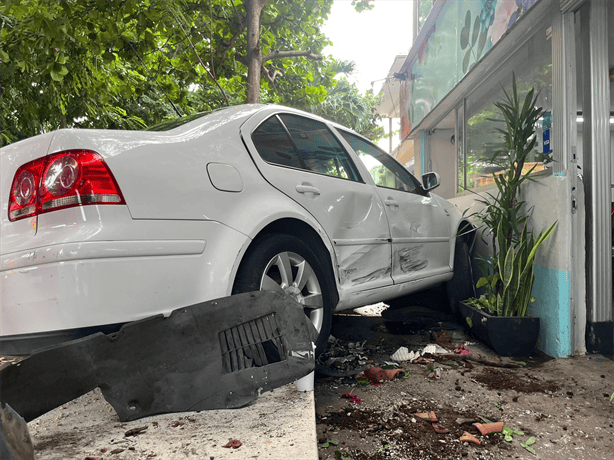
467 74 557 317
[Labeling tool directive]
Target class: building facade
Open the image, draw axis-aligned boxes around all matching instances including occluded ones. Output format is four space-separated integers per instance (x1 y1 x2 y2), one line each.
394 0 613 357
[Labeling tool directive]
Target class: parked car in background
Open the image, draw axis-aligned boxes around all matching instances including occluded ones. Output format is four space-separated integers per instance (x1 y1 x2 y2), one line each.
0 105 474 355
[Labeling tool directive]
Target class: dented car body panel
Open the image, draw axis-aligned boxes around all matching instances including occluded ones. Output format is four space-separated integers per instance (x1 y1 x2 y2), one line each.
240 108 394 293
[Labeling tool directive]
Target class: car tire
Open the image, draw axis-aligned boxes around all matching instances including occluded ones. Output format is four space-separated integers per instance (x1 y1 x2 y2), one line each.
232 233 334 356
446 240 474 315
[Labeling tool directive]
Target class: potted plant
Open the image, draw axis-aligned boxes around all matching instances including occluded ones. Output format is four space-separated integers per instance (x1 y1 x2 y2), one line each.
460 75 557 357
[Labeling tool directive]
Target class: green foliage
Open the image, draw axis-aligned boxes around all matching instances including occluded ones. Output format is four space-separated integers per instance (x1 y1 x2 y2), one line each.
310 77 383 140
520 436 537 455
465 74 557 317
502 425 525 442
1 0 378 145
352 1 374 12
320 439 339 448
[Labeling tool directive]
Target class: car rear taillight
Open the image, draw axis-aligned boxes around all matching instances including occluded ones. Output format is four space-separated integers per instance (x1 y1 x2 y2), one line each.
8 150 125 221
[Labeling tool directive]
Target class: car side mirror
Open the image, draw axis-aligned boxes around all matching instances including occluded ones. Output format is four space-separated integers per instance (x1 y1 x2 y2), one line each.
422 172 441 191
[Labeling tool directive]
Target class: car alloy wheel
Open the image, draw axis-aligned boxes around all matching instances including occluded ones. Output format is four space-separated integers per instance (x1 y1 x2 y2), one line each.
260 251 324 333
232 233 333 355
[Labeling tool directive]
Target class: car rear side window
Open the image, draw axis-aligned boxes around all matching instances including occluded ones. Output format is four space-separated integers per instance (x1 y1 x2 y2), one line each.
339 130 423 194
252 114 361 182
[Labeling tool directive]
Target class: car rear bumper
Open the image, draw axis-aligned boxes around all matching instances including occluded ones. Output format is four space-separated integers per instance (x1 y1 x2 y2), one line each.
0 208 251 353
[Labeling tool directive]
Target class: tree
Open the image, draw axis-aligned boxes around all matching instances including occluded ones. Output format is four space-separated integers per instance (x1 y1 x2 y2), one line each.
312 77 383 140
0 0 379 145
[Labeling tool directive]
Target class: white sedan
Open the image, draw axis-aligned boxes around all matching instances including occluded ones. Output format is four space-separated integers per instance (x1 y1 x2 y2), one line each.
0 105 473 355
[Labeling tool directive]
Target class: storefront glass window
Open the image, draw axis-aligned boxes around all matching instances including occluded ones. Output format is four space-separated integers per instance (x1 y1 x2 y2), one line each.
463 24 552 191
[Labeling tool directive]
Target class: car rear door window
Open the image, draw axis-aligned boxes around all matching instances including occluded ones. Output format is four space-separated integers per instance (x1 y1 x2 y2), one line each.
251 115 305 170
338 130 423 194
252 114 361 182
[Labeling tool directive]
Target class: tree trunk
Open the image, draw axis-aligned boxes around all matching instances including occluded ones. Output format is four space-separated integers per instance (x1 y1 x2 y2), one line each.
244 0 268 103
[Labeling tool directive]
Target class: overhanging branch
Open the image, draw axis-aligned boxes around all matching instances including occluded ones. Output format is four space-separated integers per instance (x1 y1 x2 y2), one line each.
262 49 323 62
261 64 280 84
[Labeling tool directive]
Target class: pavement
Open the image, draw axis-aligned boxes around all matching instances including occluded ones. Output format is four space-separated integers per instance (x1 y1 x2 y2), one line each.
25 381 318 460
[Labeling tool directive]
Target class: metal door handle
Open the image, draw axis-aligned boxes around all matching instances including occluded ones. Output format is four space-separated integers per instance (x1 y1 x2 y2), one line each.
296 185 321 195
384 199 399 207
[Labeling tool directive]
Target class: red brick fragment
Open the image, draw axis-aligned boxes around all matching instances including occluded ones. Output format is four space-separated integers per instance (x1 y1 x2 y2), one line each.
223 439 242 449
414 411 438 422
473 421 504 435
364 366 404 384
460 431 481 444
433 423 450 434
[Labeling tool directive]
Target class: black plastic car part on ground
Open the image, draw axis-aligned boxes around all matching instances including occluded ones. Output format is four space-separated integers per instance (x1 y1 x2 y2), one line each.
0 291 316 423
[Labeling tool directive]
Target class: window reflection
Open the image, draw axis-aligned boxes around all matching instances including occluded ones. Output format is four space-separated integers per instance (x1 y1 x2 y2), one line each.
463 25 552 191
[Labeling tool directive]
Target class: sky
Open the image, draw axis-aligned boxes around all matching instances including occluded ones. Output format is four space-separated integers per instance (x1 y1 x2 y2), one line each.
322 1 414 94
321 0 415 150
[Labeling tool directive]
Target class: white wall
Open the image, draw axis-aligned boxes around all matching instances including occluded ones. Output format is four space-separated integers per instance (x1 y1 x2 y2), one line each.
429 128 456 200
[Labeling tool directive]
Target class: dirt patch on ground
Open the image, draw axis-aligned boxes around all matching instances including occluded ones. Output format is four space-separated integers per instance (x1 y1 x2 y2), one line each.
316 297 614 460
472 368 560 394
318 404 506 460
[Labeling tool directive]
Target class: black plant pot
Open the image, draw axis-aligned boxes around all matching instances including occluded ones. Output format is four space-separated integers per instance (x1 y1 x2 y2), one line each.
458 301 540 357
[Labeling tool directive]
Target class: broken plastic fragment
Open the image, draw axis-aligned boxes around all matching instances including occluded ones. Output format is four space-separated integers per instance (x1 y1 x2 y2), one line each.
460 432 481 444
223 440 242 448
390 347 412 362
422 344 448 354
473 421 504 435
428 367 442 379
414 411 438 422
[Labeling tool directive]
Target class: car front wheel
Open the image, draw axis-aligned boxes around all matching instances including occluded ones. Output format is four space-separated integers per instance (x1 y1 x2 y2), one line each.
446 239 474 314
232 233 334 355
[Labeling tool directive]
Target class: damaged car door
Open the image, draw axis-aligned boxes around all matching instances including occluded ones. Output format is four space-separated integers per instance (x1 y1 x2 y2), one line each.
241 110 393 293
338 131 452 285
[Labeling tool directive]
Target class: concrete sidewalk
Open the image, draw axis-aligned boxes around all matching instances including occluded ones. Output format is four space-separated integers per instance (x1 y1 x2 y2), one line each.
26 383 318 460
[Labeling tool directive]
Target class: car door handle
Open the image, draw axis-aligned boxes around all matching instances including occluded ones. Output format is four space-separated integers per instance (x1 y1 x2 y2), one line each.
296 185 321 195
384 199 399 207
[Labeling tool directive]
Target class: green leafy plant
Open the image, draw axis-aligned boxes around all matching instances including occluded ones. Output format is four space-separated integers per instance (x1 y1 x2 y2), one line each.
334 450 352 460
465 74 557 317
520 436 537 455
321 439 339 448
502 425 525 442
